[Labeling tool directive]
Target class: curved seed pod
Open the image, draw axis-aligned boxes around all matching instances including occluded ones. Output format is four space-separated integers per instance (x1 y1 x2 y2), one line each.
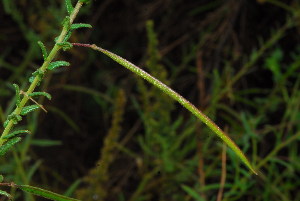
13 84 21 107
20 105 40 116
48 61 70 70
3 130 31 139
29 92 52 100
92 45 257 175
70 23 92 30
0 137 21 156
65 0 74 15
17 185 80 201
37 41 48 61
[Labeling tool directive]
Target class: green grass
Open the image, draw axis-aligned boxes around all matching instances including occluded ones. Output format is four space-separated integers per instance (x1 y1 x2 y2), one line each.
0 0 300 200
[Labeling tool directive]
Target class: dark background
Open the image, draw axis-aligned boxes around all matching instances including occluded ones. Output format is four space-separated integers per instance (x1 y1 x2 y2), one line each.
0 0 300 200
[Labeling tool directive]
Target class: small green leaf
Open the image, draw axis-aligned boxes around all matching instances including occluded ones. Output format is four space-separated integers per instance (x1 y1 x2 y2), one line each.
70 23 92 30
13 84 21 107
0 190 12 199
0 137 21 156
57 42 73 51
0 175 3 182
20 105 40 116
32 69 45 77
3 120 9 128
38 41 48 61
29 76 35 83
29 69 44 86
29 92 52 100
7 113 22 124
65 0 74 15
3 130 31 139
17 185 80 201
48 61 70 70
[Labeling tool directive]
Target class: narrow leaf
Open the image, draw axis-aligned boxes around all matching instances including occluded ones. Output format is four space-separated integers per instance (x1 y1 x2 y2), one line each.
70 23 92 30
20 105 40 116
57 42 73 51
29 92 52 100
0 190 12 199
64 179 81 197
65 0 74 15
90 45 257 175
17 185 80 201
38 41 48 61
181 185 205 201
13 84 21 107
0 137 21 156
48 61 70 70
3 130 31 139
3 120 9 128
31 139 62 147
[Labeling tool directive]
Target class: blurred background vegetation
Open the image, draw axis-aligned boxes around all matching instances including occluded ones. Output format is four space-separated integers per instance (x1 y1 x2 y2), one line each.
0 0 300 200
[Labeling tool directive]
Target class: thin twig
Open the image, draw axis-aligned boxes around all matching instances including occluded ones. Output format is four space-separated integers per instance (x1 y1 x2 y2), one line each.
20 91 47 113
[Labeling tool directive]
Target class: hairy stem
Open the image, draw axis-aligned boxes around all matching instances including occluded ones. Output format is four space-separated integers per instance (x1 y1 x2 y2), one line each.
0 1 84 146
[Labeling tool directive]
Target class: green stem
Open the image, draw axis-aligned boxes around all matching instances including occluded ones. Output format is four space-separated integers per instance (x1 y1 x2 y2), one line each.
72 43 257 175
0 1 83 146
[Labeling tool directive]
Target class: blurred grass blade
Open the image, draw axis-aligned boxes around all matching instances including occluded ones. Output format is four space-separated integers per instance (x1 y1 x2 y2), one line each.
31 139 62 147
48 106 80 133
18 185 80 201
86 44 257 175
181 185 205 201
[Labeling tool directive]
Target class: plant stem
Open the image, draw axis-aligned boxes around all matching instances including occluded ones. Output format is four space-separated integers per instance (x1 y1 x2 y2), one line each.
0 1 84 146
